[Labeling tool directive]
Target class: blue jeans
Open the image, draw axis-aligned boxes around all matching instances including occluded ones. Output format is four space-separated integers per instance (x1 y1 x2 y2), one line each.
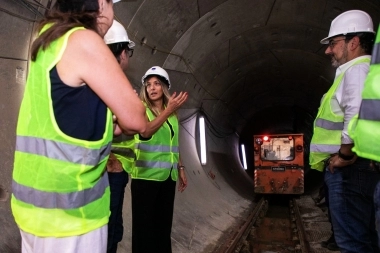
107 171 128 253
325 158 380 253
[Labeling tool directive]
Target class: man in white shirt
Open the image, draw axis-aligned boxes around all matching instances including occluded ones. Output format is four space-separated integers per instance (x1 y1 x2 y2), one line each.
309 10 380 253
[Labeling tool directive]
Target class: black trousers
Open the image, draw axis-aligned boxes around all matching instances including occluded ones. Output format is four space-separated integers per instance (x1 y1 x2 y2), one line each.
107 170 128 253
131 177 176 253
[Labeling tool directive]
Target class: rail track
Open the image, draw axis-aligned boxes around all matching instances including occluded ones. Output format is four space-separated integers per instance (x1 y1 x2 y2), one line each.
216 196 310 253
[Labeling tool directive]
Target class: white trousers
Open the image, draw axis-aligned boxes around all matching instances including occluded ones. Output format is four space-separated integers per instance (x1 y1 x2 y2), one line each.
20 225 107 253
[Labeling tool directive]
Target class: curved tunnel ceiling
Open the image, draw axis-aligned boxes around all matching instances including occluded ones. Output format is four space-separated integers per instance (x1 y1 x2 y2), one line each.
1 0 380 251
115 0 380 137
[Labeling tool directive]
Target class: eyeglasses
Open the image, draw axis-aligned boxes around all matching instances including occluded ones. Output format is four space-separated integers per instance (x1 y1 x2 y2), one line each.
126 48 134 58
328 38 346 49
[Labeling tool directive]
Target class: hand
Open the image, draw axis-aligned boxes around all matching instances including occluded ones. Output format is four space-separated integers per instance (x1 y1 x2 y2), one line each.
166 92 188 114
113 114 122 136
106 153 124 173
328 154 357 173
178 169 188 192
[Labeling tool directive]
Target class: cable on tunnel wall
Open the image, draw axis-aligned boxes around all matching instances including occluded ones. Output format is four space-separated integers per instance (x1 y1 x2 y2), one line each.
0 56 28 61
178 110 198 124
0 7 38 22
14 0 45 18
2 0 54 23
201 108 236 138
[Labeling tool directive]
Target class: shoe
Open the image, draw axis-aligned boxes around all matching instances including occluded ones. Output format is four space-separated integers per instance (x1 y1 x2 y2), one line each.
327 242 339 251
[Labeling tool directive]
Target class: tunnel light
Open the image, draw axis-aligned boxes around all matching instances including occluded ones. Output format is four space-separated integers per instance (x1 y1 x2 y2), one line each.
199 116 207 165
241 144 247 170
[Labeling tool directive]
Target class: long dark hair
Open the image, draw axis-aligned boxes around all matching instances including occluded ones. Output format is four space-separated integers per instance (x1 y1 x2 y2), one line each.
31 0 110 61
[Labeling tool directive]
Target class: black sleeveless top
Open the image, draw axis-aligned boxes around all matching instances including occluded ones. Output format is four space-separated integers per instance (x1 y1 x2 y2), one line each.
50 66 107 141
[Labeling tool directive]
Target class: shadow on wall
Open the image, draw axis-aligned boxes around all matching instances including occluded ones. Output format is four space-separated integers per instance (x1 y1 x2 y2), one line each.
209 151 254 201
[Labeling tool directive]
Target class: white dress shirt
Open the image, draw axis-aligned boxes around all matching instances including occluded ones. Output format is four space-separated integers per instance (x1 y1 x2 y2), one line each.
330 55 371 144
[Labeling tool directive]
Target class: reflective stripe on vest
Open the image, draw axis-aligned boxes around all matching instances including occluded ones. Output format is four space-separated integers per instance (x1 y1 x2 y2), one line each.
315 118 344 130
12 172 108 209
112 147 135 159
349 30 380 162
310 143 341 153
310 57 370 171
135 160 177 169
131 104 179 181
358 100 380 120
136 143 179 153
16 135 111 166
11 25 113 237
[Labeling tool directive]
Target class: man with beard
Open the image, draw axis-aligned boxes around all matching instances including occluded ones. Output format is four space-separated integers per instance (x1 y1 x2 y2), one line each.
309 10 380 253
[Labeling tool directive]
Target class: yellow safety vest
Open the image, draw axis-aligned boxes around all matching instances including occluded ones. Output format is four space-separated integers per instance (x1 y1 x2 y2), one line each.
11 25 113 237
310 58 370 171
349 29 380 162
111 134 136 173
131 104 179 181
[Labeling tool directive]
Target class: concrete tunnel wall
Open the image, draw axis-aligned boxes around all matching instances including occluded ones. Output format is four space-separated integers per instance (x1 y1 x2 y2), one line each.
0 2 256 252
3 0 379 252
115 112 256 252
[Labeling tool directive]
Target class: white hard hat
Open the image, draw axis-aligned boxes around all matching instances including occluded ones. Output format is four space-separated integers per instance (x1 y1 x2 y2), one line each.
141 66 171 90
113 0 121 3
104 20 135 47
320 10 375 44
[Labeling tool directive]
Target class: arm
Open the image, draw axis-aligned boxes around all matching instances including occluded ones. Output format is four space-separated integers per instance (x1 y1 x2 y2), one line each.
140 91 188 138
339 63 369 149
57 29 147 134
328 64 368 172
177 154 188 192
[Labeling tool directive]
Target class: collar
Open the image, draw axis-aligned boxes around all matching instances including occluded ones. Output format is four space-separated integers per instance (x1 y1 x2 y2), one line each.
336 55 371 76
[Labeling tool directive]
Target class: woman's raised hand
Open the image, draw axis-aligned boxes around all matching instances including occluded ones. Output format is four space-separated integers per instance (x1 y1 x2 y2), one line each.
167 92 188 113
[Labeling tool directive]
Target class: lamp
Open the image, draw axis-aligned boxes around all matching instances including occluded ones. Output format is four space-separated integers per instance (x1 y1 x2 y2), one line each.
199 116 207 165
241 144 247 170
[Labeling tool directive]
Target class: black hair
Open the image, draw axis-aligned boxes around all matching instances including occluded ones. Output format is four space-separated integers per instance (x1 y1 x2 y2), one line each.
345 32 375 54
107 42 130 62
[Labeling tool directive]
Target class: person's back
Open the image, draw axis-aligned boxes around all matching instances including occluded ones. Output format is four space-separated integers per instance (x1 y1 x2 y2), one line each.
11 1 146 252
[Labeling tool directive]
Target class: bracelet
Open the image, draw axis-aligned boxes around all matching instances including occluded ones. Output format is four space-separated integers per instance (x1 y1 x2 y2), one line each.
338 149 355 161
178 165 185 170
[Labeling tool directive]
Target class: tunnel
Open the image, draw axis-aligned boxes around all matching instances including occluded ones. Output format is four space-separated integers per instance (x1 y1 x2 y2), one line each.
0 0 380 252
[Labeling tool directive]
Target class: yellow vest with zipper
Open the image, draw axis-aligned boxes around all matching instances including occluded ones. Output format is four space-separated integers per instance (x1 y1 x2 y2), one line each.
131 104 179 181
310 58 370 171
11 25 113 237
